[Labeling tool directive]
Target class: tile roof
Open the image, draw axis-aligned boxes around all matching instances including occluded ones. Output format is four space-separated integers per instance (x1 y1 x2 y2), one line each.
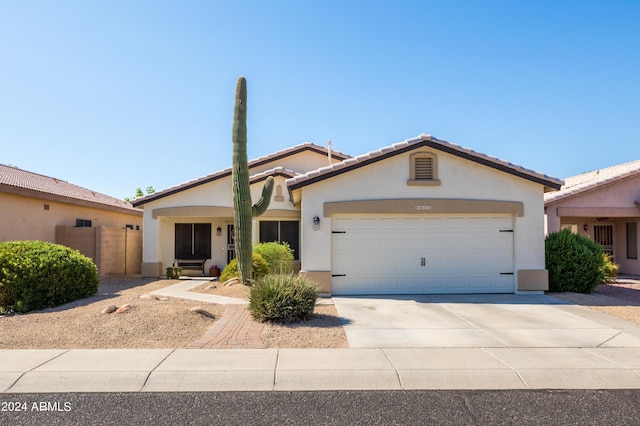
0 164 141 213
544 159 640 204
249 166 299 184
287 134 564 191
246 141 350 166
133 142 349 206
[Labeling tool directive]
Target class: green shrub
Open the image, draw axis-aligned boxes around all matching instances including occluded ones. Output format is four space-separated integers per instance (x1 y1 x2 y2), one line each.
545 229 605 293
602 253 620 284
249 274 319 322
220 253 270 283
0 240 99 313
254 242 294 274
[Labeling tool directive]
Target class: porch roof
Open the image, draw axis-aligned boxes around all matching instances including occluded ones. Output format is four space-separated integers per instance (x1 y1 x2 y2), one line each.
132 142 349 207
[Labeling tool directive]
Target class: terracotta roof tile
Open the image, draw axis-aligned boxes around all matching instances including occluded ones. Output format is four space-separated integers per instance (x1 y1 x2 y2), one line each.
0 164 140 212
287 134 563 190
249 166 299 183
544 159 640 204
132 142 351 206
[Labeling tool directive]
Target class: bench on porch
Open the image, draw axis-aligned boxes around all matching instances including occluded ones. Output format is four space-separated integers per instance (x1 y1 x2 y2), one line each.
176 255 207 276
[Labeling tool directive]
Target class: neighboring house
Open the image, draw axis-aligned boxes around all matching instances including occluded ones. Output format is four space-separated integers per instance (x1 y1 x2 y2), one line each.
545 159 640 275
133 134 562 295
0 164 143 277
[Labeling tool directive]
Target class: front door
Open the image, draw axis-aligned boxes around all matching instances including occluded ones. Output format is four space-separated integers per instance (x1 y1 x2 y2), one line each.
594 224 615 259
227 224 236 264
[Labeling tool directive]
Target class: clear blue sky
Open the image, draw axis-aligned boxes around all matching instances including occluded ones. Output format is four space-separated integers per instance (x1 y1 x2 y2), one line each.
2 1 639 200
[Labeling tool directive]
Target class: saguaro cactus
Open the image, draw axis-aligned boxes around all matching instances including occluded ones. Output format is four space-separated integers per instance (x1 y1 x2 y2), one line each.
232 76 274 284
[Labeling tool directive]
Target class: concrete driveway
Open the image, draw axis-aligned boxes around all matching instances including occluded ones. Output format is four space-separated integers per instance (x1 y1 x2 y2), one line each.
332 294 640 348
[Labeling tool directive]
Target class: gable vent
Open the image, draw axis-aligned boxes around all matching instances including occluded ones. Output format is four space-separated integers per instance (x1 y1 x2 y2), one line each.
415 157 434 180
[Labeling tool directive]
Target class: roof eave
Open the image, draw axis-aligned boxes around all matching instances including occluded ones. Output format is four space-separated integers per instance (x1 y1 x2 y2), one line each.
288 137 564 191
1 184 142 216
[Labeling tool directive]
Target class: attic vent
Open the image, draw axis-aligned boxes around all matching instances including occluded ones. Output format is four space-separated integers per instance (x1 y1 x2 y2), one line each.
415 157 433 180
408 152 440 187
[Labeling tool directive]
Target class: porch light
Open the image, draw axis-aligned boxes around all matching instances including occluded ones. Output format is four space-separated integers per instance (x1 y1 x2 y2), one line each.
584 224 588 231
313 216 320 231
216 227 222 236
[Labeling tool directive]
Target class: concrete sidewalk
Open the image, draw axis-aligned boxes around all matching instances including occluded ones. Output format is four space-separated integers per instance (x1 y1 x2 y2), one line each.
2 347 640 393
3 278 640 393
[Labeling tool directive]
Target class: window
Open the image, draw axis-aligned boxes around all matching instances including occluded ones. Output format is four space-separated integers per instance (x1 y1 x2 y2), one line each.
627 222 638 260
175 223 211 259
75 219 92 227
408 152 440 186
259 220 300 260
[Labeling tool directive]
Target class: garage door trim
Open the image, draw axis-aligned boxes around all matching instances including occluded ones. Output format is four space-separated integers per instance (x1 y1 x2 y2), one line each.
324 199 524 217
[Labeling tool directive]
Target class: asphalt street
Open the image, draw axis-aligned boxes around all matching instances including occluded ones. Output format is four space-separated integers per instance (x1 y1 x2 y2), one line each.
2 390 640 425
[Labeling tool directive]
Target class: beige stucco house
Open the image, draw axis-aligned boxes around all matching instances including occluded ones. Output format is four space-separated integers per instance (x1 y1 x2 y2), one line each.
545 159 640 275
0 164 143 277
133 134 562 295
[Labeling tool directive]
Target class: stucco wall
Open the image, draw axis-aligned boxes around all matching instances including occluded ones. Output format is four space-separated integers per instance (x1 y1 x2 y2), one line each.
297 149 547 277
0 191 142 243
140 174 300 273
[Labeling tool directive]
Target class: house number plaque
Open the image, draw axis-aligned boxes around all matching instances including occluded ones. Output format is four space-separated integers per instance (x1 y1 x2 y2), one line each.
414 205 432 211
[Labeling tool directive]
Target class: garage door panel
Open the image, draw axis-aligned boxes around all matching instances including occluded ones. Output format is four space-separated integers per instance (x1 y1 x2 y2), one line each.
331 214 514 295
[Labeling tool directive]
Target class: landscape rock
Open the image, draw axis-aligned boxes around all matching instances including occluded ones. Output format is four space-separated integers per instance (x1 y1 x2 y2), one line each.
114 304 133 314
190 307 215 319
101 305 118 314
222 277 241 287
139 293 159 300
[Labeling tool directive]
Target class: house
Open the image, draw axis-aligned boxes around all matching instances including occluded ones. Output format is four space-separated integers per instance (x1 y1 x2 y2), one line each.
544 159 640 275
0 164 143 277
133 134 563 295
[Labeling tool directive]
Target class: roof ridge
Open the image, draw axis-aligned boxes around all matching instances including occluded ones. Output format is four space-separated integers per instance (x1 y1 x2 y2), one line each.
287 134 563 190
0 163 140 212
0 163 69 183
544 158 640 204
132 141 350 206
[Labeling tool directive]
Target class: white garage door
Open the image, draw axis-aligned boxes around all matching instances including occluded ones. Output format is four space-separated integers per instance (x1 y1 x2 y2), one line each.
331 214 514 295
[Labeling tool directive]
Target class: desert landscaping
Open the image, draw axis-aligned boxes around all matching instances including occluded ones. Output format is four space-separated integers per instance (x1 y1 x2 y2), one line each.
1 277 640 350
0 277 348 349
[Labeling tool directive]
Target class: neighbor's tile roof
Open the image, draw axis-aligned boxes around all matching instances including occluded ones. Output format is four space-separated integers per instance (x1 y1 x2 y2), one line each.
133 142 349 206
287 134 564 191
544 159 640 204
0 163 140 213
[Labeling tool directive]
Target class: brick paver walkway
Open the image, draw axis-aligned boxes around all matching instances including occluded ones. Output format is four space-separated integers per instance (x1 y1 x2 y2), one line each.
187 304 265 349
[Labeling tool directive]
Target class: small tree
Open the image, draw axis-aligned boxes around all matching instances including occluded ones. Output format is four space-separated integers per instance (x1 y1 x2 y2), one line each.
125 186 155 202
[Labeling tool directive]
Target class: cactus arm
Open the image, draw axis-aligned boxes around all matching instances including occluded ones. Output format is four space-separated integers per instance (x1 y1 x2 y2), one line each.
252 176 274 217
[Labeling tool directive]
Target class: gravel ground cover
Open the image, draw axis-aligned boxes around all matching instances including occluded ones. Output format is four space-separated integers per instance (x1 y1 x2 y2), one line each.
0 278 223 349
548 277 640 325
191 280 349 348
2 277 639 350
1 278 348 349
